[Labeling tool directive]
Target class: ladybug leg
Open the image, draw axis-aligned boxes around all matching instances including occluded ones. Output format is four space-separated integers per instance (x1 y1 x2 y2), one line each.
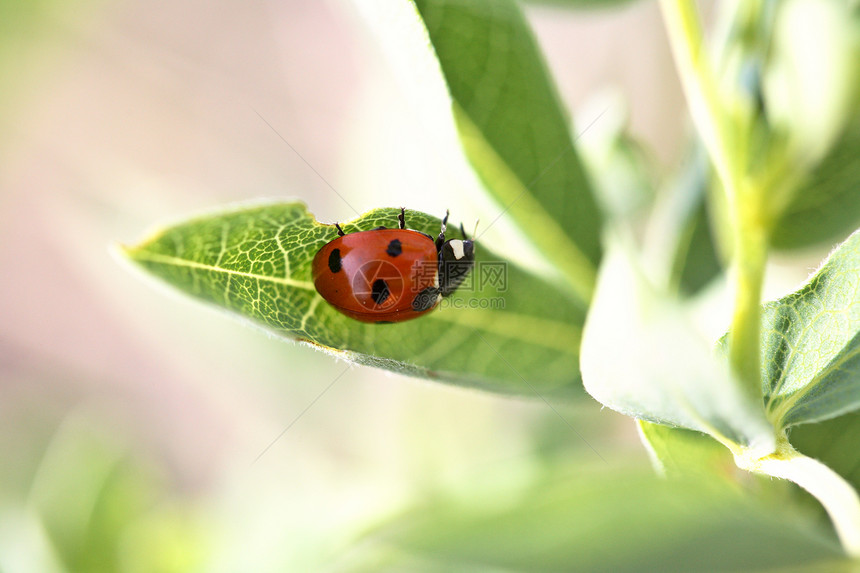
335 223 345 237
435 210 449 250
398 207 406 230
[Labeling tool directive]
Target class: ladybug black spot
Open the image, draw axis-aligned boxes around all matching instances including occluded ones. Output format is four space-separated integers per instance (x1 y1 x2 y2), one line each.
371 279 391 305
412 287 439 311
386 239 402 257
328 249 342 273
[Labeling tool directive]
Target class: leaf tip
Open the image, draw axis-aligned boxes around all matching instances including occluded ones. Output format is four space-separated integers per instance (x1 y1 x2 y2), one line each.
111 241 133 257
110 241 139 265
113 220 175 264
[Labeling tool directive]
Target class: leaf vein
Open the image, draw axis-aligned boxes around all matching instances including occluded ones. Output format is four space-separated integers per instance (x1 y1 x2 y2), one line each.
131 251 316 290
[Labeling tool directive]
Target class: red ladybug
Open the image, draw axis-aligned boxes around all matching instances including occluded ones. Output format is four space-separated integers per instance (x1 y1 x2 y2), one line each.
312 208 475 323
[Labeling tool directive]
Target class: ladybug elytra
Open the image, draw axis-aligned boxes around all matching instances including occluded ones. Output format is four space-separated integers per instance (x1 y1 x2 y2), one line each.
312 209 475 323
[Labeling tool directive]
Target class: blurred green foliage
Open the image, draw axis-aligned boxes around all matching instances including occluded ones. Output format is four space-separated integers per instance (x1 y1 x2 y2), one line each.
348 463 843 572
1 410 204 573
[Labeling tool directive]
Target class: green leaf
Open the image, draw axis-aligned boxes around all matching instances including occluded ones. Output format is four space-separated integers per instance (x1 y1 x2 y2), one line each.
413 0 603 303
663 149 724 297
761 229 860 429
637 420 736 480
771 117 860 250
580 240 775 456
29 413 204 573
121 202 586 395
790 410 860 499
579 104 656 225
347 464 844 572
672 198 723 296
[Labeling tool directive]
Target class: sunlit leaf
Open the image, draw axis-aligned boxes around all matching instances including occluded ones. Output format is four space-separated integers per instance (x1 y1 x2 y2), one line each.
672 200 723 296
121 202 586 395
760 229 860 428
413 0 603 303
790 410 860 498
579 102 656 225
665 149 724 296
580 240 775 456
347 464 844 572
637 420 736 480
771 118 860 250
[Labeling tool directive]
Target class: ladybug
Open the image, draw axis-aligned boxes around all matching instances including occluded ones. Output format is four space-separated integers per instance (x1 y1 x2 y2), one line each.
312 208 475 323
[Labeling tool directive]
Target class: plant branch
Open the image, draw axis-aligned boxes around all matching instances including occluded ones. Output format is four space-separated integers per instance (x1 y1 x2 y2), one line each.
736 438 860 557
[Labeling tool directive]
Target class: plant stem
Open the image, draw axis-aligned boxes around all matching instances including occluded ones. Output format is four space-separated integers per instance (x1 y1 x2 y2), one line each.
736 438 860 557
659 0 736 189
659 0 765 397
727 186 768 395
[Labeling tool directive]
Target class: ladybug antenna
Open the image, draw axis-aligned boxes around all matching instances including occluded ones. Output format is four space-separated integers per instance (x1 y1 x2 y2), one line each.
398 207 406 230
436 210 450 250
335 222 345 237
473 219 479 239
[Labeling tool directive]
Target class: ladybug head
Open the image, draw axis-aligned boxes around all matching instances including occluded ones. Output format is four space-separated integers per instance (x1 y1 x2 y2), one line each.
438 237 475 297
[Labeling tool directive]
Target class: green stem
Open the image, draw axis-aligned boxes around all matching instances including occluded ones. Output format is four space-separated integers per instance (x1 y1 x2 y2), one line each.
659 0 764 398
727 187 768 395
736 438 860 557
659 0 736 189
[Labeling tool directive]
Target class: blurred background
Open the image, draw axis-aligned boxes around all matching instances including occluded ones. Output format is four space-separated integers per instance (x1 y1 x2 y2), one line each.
0 0 730 570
